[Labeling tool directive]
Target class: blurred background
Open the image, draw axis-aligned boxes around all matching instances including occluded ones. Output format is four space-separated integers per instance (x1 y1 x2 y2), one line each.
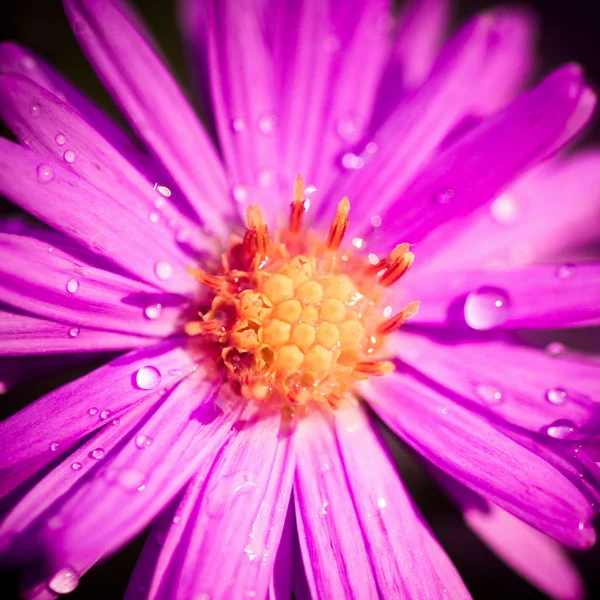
0 0 599 598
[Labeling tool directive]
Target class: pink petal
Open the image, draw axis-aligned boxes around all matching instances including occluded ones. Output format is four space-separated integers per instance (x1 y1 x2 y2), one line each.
0 232 187 336
0 73 211 254
127 411 294 600
0 308 153 356
205 0 282 226
0 138 194 294
26 375 241 586
63 0 232 237
0 339 194 497
364 371 596 547
389 330 600 436
399 263 600 329
367 64 591 254
371 0 450 128
335 403 471 598
319 14 507 231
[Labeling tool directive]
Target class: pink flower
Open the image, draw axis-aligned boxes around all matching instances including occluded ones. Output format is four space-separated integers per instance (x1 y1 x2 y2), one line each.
0 1 599 599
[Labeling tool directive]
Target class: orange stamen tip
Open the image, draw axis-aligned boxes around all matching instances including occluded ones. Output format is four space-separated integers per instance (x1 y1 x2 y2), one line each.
377 301 421 334
244 205 271 259
289 174 306 234
185 320 223 336
356 360 395 376
326 197 351 250
188 267 225 291
378 245 415 288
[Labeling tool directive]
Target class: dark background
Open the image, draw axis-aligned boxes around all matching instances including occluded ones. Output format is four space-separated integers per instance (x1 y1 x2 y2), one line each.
0 1 599 598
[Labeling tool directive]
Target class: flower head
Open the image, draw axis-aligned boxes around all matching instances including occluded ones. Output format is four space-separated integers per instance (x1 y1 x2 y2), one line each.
0 1 599 599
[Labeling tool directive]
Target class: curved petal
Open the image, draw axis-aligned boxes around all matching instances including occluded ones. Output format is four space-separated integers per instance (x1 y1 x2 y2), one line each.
0 73 212 254
0 138 195 294
0 308 153 356
389 330 600 436
399 263 600 329
22 374 241 589
0 232 187 336
293 408 469 599
367 65 591 255
127 411 294 600
0 338 194 497
63 0 232 236
363 370 596 547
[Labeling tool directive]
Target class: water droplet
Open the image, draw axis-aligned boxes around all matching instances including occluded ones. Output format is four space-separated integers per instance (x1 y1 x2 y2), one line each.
383 305 393 318
342 152 364 170
206 470 256 518
546 342 566 357
368 253 379 266
135 366 162 390
441 407 449 415
351 237 363 249
371 215 382 227
544 419 578 439
489 193 519 224
99 409 111 420
55 133 66 146
88 407 98 415
154 261 173 281
231 118 246 133
336 116 363 144
464 287 512 330
258 114 277 134
475 383 504 406
321 500 330 514
47 567 80 594
149 212 160 224
66 278 79 293
232 185 249 203
377 497 387 510
365 141 378 155
91 448 105 460
172 515 182 524
545 388 568 405
36 164 54 183
434 189 454 204
154 184 171 197
304 185 318 197
68 327 80 338
71 462 82 471
154 196 165 210
63 149 76 163
135 434 153 449
48 247 54 253
112 419 120 426
556 264 576 279
50 442 60 451
30 104 41 117
175 229 189 243
144 303 162 320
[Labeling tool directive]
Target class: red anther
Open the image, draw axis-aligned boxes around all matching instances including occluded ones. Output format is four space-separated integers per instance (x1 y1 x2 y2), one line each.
289 173 305 234
244 205 271 259
185 320 224 336
355 360 395 376
189 267 225 291
376 301 420 334
378 244 414 287
326 197 350 251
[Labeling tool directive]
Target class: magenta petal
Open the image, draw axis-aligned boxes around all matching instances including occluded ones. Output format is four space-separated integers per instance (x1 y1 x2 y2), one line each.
334 403 471 598
29 376 241 584
63 0 232 236
364 371 596 547
0 339 194 497
0 232 187 336
389 330 600 436
369 64 590 253
127 411 294 600
0 138 194 294
0 308 153 356
401 263 600 328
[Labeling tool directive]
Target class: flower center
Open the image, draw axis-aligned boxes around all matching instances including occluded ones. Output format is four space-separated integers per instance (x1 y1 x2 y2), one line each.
185 175 418 410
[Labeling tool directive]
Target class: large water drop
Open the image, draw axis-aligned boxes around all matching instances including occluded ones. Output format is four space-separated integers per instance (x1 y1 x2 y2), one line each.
464 287 512 330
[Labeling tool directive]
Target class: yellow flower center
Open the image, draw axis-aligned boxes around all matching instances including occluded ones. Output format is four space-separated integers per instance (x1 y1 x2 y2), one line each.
185 175 418 410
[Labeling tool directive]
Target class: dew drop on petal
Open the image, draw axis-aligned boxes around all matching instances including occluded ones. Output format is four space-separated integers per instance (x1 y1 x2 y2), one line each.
556 264 576 279
321 500 330 514
156 185 172 198
99 409 111 419
112 418 120 426
154 197 165 210
232 185 249 203
434 189 454 204
144 303 162 320
71 462 82 471
68 327 80 338
50 442 59 451
88 407 98 415
47 567 80 594
365 141 378 155
464 287 512 330
91 448 105 460
154 261 173 281
545 388 568 405
172 515 182 524
135 434 152 449
377 497 387 510
544 419 577 439
63 149 76 163
36 164 54 183
383 305 393 318
341 152 364 170
135 366 162 390
149 212 160 224
475 383 504 406
489 193 519 224
258 114 277 134
371 215 382 227
231 118 246 133
66 278 79 293
30 104 41 117
55 133 66 146
546 342 566 357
